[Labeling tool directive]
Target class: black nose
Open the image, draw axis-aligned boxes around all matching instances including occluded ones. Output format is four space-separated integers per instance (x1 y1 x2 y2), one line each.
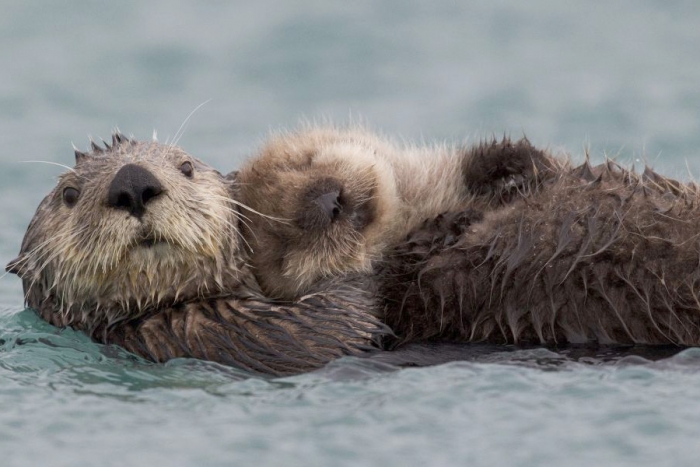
107 164 163 219
315 191 342 221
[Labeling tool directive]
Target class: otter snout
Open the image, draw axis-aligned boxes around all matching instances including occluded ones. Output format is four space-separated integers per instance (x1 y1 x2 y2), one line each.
107 164 163 219
316 191 342 221
296 178 345 230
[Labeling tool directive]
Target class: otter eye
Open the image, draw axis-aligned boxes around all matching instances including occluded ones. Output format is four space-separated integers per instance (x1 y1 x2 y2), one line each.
180 161 194 178
63 187 79 207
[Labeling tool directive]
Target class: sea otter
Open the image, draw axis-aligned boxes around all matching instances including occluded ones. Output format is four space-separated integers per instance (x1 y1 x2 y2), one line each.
7 134 244 329
237 125 557 299
8 131 700 377
238 126 700 347
5 134 388 375
380 160 700 346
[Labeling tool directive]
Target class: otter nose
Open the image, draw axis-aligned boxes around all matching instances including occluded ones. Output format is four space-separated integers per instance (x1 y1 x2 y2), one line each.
315 191 342 221
107 164 163 219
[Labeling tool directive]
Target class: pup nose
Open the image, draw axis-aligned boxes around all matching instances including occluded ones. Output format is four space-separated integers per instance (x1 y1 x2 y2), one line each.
107 164 163 219
316 191 342 221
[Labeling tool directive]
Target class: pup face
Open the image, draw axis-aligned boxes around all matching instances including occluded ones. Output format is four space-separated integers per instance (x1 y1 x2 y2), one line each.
238 128 400 299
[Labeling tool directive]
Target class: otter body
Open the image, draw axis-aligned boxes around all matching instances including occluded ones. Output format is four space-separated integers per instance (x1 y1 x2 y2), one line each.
238 125 556 299
381 161 700 346
107 278 387 376
9 130 700 377
6 135 388 376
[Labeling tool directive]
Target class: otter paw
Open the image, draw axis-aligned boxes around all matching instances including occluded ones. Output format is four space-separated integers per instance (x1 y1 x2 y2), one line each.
463 137 555 202
393 208 483 264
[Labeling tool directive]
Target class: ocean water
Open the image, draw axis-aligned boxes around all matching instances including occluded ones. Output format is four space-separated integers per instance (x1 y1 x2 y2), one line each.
2 1 700 466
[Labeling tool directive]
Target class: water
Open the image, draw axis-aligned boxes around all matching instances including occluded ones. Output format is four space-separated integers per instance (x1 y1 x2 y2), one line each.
1 1 700 465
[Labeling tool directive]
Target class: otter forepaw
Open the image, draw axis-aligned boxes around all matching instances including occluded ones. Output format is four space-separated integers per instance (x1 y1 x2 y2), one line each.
463 137 555 204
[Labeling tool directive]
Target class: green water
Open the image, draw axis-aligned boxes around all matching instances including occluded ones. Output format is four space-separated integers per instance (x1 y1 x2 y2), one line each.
2 1 700 466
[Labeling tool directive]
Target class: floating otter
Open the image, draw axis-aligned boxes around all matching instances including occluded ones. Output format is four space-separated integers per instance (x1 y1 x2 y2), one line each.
7 135 244 330
237 125 556 299
8 131 700 377
238 126 700 347
380 160 700 346
6 134 388 375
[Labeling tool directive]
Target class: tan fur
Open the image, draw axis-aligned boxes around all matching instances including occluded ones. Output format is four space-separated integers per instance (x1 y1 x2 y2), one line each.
7 134 388 376
237 125 478 299
8 135 245 332
9 132 699 375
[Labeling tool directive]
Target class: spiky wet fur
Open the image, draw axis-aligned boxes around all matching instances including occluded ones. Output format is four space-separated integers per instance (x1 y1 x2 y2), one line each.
6 133 389 376
8 135 244 333
380 159 700 346
237 125 556 299
106 278 388 376
13 130 698 375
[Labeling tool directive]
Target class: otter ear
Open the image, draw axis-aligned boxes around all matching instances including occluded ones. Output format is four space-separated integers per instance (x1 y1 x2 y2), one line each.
225 171 239 182
5 256 24 276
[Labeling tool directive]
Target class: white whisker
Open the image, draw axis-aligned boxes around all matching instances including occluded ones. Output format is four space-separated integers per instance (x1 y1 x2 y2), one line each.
172 99 212 148
19 160 77 174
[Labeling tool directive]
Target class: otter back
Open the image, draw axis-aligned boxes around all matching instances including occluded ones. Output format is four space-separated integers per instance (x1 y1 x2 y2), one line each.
381 161 700 346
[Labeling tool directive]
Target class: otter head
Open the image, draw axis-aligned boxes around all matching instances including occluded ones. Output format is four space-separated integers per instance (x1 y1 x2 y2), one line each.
237 127 401 299
6 133 243 333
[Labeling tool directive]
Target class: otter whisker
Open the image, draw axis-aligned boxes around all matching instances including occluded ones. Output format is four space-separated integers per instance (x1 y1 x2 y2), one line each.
170 99 212 149
229 199 290 223
21 225 87 273
19 160 80 175
23 227 88 305
206 195 258 224
208 213 254 253
209 194 291 224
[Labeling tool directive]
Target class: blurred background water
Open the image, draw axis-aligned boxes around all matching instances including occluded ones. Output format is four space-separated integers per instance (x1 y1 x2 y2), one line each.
2 1 700 466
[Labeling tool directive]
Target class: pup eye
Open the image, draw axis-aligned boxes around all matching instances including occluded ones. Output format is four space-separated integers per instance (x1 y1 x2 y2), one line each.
63 187 80 207
180 161 194 178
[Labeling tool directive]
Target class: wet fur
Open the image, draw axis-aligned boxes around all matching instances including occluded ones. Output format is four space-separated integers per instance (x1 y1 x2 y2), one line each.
238 125 556 299
10 132 699 377
7 135 388 376
105 279 387 376
380 160 700 346
8 136 245 332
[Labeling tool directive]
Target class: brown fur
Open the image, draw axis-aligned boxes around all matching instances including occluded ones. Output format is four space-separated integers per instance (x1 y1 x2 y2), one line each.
237 125 557 299
7 135 244 332
6 134 389 376
380 159 700 346
11 132 698 377
106 278 387 376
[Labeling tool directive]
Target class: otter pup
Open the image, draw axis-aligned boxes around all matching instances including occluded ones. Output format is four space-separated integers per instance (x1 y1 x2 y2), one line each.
237 125 557 299
6 134 388 375
380 160 700 346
